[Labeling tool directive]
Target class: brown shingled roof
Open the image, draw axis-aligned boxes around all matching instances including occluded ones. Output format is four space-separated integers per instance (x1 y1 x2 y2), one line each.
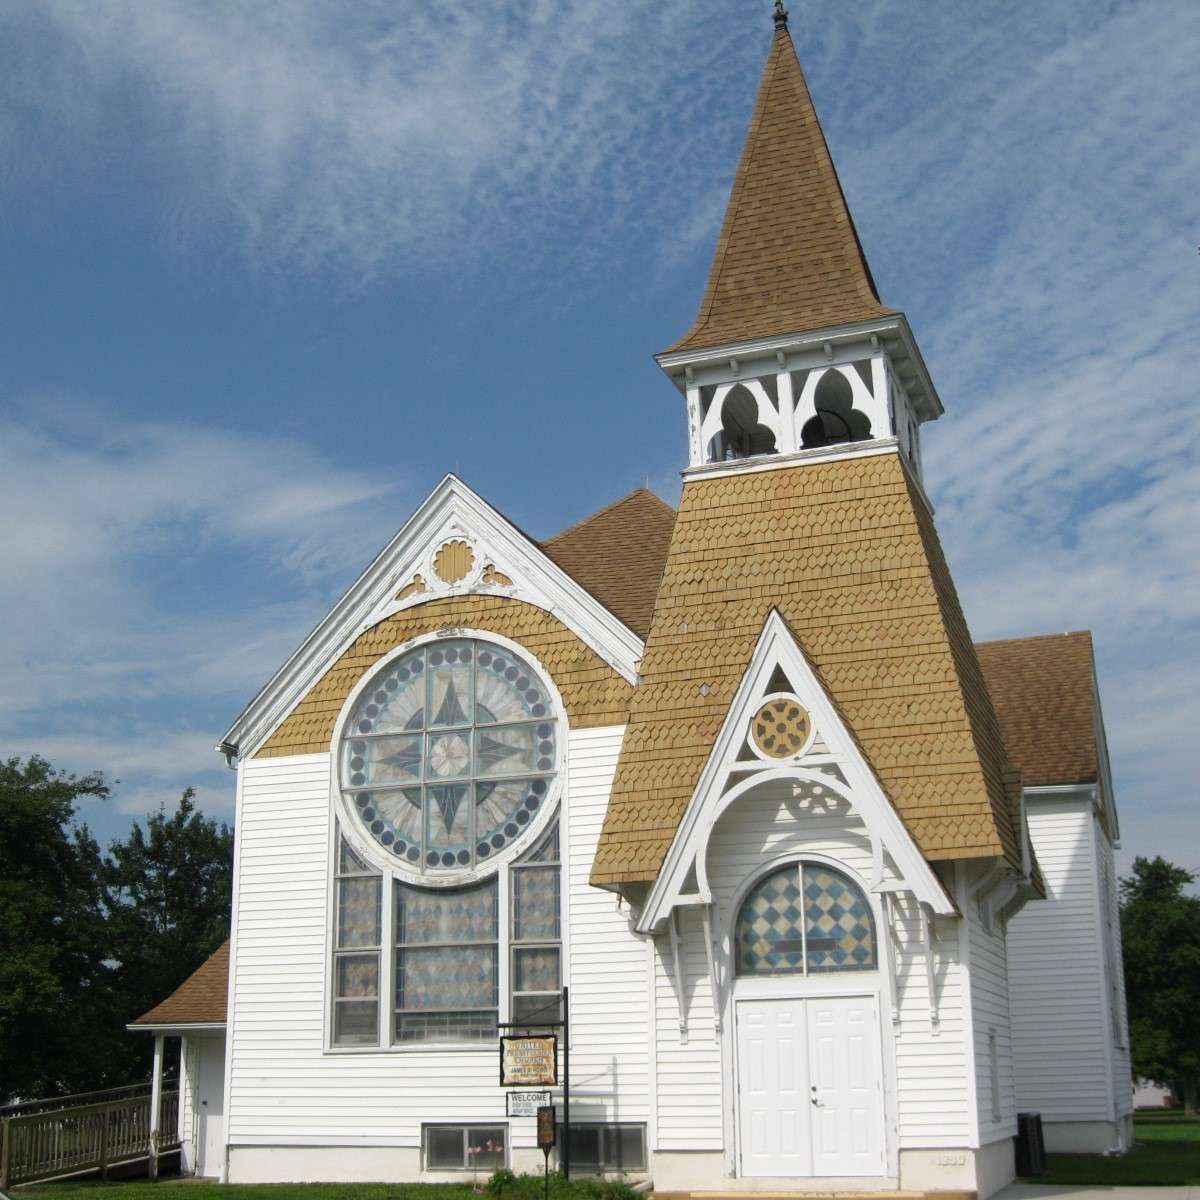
976 631 1099 788
131 941 229 1027
666 24 893 354
592 454 1023 889
541 488 677 640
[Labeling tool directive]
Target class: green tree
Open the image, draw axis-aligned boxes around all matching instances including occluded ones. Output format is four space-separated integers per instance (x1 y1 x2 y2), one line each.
0 756 111 1102
103 790 234 1081
1120 856 1200 1114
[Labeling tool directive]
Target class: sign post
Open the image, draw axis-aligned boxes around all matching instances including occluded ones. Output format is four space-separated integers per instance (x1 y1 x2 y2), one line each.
498 985 571 1180
536 1104 556 1200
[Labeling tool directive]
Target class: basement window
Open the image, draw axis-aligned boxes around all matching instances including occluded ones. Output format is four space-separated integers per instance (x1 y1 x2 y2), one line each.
560 1123 647 1172
423 1125 507 1171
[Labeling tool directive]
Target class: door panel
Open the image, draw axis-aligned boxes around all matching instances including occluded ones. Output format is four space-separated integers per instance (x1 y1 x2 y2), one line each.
736 1000 810 1177
806 996 883 1176
737 995 883 1179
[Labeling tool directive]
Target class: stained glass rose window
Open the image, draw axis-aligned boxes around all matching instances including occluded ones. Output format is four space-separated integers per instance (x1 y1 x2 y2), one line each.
339 638 557 874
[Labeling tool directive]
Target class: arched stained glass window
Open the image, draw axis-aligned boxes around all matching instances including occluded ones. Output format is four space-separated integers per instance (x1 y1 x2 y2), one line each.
735 862 876 976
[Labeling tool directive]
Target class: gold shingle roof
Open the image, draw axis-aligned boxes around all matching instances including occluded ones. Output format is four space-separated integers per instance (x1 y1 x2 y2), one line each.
976 631 1099 787
665 23 893 354
592 454 1022 888
132 941 229 1027
541 488 677 640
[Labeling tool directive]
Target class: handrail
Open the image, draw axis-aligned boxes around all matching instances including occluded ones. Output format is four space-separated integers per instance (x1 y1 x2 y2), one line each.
0 1089 180 1187
1 1079 178 1119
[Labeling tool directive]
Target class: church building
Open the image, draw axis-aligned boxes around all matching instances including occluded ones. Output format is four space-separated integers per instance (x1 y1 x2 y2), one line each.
133 7 1131 1194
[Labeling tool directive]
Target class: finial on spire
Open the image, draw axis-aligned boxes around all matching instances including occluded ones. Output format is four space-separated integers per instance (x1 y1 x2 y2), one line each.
773 0 789 31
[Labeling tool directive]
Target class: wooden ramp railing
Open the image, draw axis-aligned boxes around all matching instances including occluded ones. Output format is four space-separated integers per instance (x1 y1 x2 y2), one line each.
1 1084 180 1188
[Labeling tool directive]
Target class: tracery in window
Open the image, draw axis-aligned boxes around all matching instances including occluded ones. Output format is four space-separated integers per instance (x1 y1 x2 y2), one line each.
735 861 876 976
333 834 382 1046
339 638 557 874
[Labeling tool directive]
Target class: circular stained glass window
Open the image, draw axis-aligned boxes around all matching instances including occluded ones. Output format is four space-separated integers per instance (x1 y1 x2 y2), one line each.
338 638 557 875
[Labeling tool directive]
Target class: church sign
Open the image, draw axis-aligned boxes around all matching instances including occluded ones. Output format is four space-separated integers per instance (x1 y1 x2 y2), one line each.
500 1035 557 1086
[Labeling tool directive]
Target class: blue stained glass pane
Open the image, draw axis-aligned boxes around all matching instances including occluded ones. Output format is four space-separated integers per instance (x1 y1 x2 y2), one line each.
735 865 805 975
338 876 381 948
802 865 876 973
513 867 559 940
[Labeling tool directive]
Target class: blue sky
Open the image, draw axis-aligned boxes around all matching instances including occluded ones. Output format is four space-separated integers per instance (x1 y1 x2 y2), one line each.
1 0 1197 879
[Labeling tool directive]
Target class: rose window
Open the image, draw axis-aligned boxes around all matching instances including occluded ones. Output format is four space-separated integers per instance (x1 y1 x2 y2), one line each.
339 638 557 874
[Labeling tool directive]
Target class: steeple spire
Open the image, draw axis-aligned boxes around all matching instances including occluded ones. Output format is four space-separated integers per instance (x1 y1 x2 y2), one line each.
666 17 893 353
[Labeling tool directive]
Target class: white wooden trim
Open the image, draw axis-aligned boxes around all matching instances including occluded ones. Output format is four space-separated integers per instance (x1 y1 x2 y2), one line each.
637 610 954 934
219 475 644 760
218 760 245 1184
957 864 983 1150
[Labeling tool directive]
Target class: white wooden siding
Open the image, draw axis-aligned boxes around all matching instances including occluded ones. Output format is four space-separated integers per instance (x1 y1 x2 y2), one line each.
963 864 1017 1143
652 784 972 1153
1007 798 1113 1121
227 728 648 1148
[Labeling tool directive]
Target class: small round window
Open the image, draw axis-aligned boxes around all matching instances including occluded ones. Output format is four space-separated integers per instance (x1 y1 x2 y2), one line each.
338 638 557 875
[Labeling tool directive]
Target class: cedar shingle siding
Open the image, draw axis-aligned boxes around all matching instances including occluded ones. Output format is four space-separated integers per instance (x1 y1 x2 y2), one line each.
592 454 1022 888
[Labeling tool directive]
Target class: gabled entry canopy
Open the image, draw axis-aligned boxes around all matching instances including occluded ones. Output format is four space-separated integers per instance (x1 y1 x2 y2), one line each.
638 610 955 934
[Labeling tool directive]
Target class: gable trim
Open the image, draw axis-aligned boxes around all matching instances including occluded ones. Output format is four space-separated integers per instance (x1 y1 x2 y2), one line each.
635 609 955 933
219 475 644 761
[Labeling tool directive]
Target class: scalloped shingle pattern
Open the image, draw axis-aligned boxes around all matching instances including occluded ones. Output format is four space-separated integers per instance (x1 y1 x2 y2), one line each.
591 453 1021 887
256 596 634 757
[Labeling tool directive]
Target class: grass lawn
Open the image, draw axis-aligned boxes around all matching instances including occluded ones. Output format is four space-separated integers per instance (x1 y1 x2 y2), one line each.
20 1172 636 1200
1037 1110 1200 1185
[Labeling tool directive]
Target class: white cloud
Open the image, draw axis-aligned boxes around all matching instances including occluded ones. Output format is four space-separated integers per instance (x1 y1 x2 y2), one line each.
0 401 405 805
3 0 752 284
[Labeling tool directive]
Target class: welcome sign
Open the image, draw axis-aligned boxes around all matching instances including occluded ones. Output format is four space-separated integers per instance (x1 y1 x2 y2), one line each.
499 1035 558 1086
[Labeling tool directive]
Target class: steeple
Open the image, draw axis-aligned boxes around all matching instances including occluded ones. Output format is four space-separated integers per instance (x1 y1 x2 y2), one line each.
655 12 941 480
667 14 893 354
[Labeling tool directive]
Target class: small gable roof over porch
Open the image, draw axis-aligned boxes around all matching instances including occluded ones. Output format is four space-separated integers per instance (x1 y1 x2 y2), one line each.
130 941 228 1029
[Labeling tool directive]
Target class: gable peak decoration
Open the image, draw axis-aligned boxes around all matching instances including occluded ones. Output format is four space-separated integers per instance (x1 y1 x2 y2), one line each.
218 474 644 761
665 13 894 354
635 608 955 938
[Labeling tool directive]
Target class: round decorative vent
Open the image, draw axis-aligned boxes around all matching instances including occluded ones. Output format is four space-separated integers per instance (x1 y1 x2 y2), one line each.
751 696 813 759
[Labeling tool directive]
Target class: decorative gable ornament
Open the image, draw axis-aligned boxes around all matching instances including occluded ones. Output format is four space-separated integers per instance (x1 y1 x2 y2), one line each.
218 475 644 761
638 609 954 934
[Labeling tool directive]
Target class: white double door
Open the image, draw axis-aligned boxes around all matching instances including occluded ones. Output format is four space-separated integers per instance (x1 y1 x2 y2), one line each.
736 994 884 1178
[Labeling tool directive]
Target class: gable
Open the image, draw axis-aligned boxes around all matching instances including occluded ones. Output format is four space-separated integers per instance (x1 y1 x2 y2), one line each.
593 452 1022 890
257 595 634 757
220 475 643 760
639 609 955 931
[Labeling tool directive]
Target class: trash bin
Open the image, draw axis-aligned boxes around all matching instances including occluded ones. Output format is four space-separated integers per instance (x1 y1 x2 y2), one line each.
1015 1111 1046 1176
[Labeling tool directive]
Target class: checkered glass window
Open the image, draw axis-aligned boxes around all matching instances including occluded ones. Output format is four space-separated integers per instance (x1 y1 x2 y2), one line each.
735 862 876 976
